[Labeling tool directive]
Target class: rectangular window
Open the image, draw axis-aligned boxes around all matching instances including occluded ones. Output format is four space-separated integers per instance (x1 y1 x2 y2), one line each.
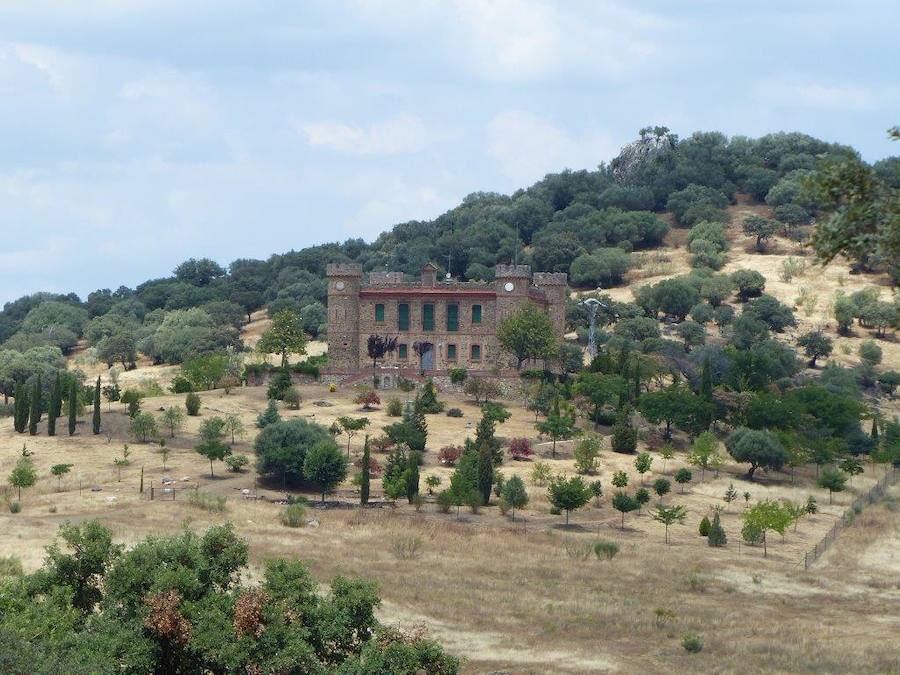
446 303 458 331
375 303 385 322
447 344 457 361
422 303 434 331
470 344 481 361
472 304 482 324
398 344 408 359
398 302 409 331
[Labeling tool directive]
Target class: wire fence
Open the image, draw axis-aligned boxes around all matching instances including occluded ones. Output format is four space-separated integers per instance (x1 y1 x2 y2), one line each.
803 466 898 569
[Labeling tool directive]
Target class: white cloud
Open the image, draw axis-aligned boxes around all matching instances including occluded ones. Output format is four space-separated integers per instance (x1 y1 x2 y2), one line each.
753 77 884 112
486 110 617 184
0 42 89 97
299 114 428 155
120 69 218 127
351 0 666 82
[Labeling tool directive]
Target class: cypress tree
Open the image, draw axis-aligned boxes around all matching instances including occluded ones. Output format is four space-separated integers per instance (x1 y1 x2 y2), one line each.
28 376 41 436
12 381 23 433
68 380 78 436
139 466 144 494
477 441 493 506
52 372 63 419
360 435 371 505
871 417 879 440
47 375 59 437
700 354 713 401
92 376 102 435
405 451 420 503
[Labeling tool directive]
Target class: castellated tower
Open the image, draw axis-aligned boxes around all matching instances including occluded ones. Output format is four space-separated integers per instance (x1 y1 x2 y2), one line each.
533 272 568 338
493 264 532 324
326 263 363 371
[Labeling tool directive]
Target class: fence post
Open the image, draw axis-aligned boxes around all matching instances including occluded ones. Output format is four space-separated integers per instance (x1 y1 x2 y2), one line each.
150 486 154 501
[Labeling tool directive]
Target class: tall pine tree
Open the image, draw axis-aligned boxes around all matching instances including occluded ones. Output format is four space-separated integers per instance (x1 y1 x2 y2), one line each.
28 376 41 436
47 374 60 437
360 435 370 505
92 376 102 435
68 380 78 436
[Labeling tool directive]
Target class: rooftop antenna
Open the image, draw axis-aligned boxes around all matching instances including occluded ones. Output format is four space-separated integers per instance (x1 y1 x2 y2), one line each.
513 225 519 266
445 251 452 279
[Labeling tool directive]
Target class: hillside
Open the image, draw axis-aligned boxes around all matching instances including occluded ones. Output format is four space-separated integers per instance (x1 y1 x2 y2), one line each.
2 128 900 673
1 127 897 380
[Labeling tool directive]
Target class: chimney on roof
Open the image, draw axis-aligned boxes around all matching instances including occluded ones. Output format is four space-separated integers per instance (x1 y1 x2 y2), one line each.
421 262 438 287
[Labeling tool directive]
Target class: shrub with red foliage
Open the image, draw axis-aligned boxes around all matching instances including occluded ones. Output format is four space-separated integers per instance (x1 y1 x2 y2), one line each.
508 437 534 460
355 391 381 410
144 590 192 645
234 591 270 639
438 445 463 466
354 455 384 477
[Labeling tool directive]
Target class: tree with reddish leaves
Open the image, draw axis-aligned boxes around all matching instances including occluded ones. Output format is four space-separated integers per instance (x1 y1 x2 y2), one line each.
355 391 381 411
367 334 397 385
438 445 463 466
508 437 534 461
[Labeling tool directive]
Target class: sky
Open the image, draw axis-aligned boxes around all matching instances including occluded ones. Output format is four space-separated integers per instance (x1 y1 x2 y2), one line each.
0 0 898 304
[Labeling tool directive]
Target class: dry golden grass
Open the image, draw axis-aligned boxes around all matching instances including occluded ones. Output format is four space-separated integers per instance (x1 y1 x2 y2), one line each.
3 370 899 672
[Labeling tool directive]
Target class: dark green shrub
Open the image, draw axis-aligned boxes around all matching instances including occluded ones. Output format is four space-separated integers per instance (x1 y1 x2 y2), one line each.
267 369 293 400
698 515 711 537
446 408 463 418
185 392 201 416
682 633 703 653
169 376 193 394
611 409 637 454
690 303 714 324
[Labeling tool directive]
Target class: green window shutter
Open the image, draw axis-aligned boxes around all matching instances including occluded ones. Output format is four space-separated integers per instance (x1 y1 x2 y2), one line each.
472 304 482 324
398 303 409 331
447 304 458 331
447 344 457 360
471 344 481 361
375 304 385 322
423 303 434 331
398 344 408 359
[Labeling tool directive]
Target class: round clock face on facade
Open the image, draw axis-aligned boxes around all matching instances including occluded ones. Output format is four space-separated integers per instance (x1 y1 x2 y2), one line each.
335 281 345 291
504 282 514 292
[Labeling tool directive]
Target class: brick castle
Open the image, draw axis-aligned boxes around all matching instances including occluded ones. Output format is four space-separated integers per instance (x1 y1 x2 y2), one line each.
324 263 567 382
